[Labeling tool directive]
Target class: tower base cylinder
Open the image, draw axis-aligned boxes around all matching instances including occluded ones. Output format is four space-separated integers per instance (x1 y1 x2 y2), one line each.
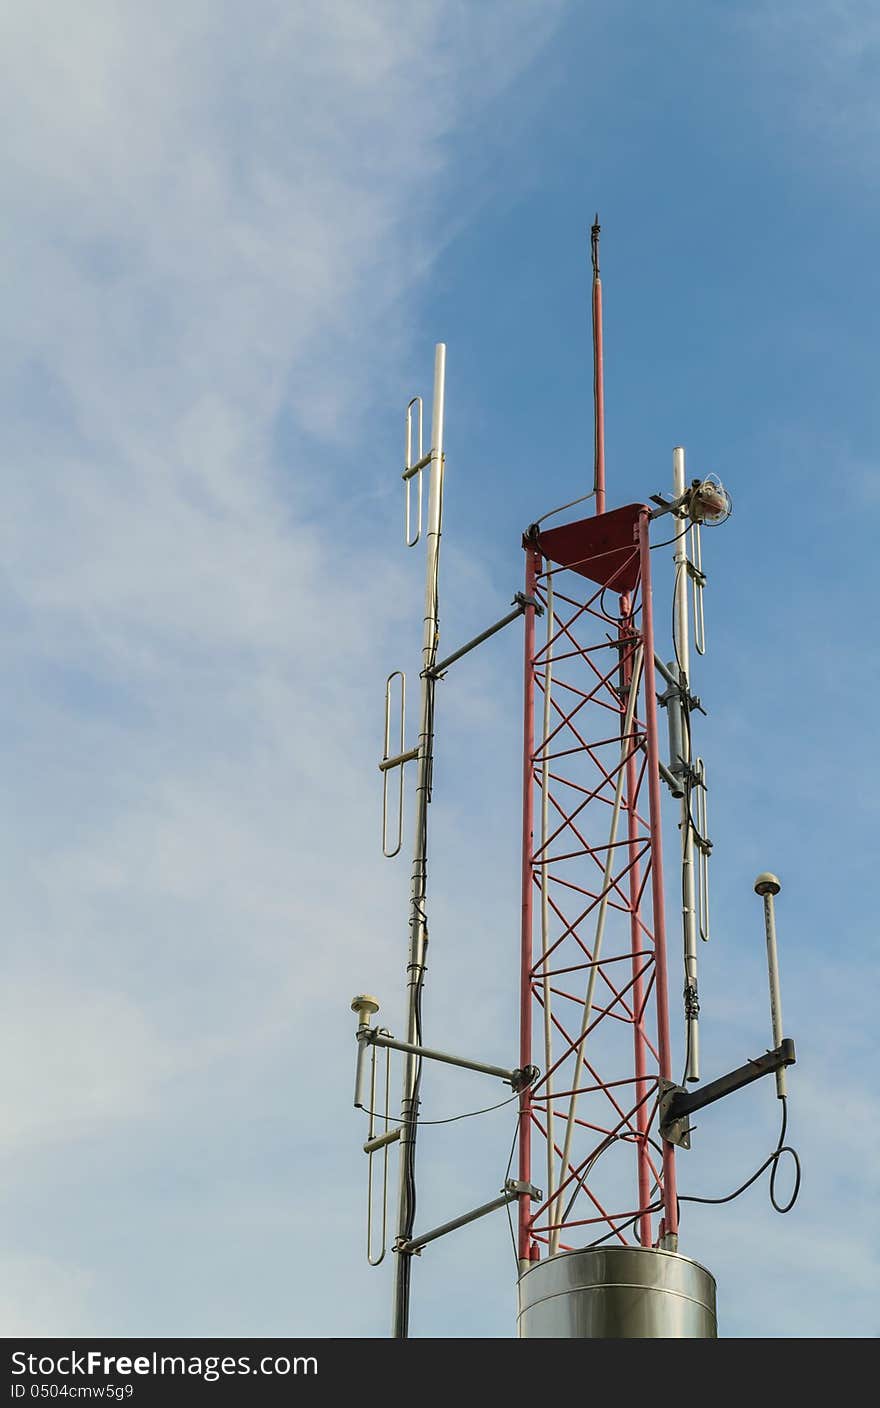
517 1247 717 1338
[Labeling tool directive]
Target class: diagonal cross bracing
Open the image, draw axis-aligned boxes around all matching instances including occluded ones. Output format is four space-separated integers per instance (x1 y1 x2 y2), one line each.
517 515 678 1264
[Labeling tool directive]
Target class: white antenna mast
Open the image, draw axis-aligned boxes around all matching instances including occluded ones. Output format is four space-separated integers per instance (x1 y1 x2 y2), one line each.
354 342 542 1337
672 446 701 1083
392 342 446 1338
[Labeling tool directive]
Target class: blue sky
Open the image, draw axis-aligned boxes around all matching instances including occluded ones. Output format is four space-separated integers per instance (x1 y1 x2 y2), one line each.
0 0 877 1339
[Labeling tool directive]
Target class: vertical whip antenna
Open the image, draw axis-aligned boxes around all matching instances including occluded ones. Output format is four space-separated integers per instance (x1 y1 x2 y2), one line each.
754 874 787 1099
672 447 701 1083
591 215 606 515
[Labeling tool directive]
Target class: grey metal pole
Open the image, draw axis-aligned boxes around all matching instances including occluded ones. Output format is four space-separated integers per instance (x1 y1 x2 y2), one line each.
369 1032 518 1085
754 872 787 1098
430 603 525 677
401 1188 519 1254
391 344 446 1340
673 446 700 1083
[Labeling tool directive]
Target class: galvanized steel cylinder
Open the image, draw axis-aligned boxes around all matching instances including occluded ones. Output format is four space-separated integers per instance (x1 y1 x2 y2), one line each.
517 1246 717 1338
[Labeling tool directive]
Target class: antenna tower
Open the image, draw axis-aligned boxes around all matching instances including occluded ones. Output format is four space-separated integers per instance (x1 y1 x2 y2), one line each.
351 223 799 1339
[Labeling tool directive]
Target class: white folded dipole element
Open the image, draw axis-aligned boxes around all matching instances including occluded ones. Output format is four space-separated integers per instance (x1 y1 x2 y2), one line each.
690 520 706 656
549 645 644 1256
382 671 406 858
695 758 710 944
367 1039 391 1265
404 397 424 548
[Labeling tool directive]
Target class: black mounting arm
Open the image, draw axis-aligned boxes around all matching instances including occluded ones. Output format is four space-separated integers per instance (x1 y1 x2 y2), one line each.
660 1038 796 1149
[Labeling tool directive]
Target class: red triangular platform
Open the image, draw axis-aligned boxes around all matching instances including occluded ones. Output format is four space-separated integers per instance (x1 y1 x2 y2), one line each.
534 503 644 593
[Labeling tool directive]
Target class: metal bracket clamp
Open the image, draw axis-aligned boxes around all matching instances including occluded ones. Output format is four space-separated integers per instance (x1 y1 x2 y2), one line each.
648 491 689 520
657 682 696 720
658 1079 691 1150
511 1064 540 1092
512 592 544 617
658 683 706 722
686 559 707 589
506 1179 542 1202
659 1039 797 1149
652 656 707 716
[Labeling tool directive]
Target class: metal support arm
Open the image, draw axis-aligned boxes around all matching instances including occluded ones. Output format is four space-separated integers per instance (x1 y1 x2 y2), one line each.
365 1029 537 1090
378 744 420 773
429 594 543 679
660 1038 796 1147
364 1128 401 1154
658 758 685 799
398 1180 540 1255
648 491 689 520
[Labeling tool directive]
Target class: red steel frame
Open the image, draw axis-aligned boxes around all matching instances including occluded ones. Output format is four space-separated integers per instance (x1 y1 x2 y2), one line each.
517 504 678 1263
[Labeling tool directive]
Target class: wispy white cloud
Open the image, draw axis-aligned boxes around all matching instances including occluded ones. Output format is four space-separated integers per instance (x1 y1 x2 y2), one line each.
0 0 566 1334
2 0 872 1342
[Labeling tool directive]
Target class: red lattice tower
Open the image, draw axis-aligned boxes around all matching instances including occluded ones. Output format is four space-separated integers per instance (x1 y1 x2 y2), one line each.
517 503 679 1265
